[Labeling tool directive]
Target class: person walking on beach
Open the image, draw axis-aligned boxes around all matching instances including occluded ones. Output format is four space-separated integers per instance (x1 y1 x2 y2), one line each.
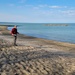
11 25 19 46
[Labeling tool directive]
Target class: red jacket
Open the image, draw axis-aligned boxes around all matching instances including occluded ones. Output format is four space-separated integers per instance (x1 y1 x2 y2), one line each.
11 28 18 34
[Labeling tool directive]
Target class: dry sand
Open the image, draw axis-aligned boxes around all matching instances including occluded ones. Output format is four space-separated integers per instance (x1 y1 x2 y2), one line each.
0 26 75 75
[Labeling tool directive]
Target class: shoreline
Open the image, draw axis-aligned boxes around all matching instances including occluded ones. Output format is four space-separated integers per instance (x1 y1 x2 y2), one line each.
7 24 75 44
0 25 75 49
0 25 75 75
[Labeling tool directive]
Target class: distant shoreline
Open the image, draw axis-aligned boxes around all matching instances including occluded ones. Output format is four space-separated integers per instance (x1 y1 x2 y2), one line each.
44 24 68 26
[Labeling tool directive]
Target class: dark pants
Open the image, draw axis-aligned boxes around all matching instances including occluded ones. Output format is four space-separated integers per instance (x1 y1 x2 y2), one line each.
13 34 17 45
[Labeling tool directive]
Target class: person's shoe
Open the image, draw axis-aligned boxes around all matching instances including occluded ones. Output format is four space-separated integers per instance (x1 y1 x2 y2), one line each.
14 44 17 46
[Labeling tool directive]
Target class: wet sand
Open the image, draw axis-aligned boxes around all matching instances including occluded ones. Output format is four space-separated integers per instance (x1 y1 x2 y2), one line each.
0 26 75 75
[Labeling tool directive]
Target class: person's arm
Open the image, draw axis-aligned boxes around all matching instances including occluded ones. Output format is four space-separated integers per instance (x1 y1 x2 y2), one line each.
16 28 19 34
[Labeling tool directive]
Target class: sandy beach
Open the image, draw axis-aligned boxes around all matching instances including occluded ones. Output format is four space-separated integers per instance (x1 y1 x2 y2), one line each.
0 25 75 75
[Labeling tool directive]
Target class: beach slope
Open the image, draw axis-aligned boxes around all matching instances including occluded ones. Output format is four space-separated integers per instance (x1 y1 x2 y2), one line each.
0 26 75 75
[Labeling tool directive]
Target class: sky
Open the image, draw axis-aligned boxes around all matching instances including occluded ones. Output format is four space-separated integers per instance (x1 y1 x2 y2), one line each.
0 0 75 23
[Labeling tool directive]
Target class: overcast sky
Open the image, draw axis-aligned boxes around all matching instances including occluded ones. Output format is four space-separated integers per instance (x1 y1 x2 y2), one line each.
0 0 75 23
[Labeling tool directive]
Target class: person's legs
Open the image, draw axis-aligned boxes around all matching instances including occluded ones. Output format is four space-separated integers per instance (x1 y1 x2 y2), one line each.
14 35 17 46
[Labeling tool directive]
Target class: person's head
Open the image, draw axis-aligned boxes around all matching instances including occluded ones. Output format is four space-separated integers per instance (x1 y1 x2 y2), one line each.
14 25 17 28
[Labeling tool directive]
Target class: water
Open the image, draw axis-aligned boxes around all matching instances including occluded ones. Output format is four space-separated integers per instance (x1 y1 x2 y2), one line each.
0 22 75 44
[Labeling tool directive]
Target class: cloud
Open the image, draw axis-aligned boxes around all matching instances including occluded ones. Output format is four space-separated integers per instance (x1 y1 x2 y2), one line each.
60 10 75 16
0 12 75 23
32 5 68 9
19 0 26 3
0 13 26 22
9 4 15 7
38 5 47 8
1 3 75 23
49 6 61 8
33 7 39 9
25 5 33 7
49 5 68 9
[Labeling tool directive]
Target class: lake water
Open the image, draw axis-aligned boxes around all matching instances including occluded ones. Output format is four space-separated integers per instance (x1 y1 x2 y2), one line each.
0 22 75 44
